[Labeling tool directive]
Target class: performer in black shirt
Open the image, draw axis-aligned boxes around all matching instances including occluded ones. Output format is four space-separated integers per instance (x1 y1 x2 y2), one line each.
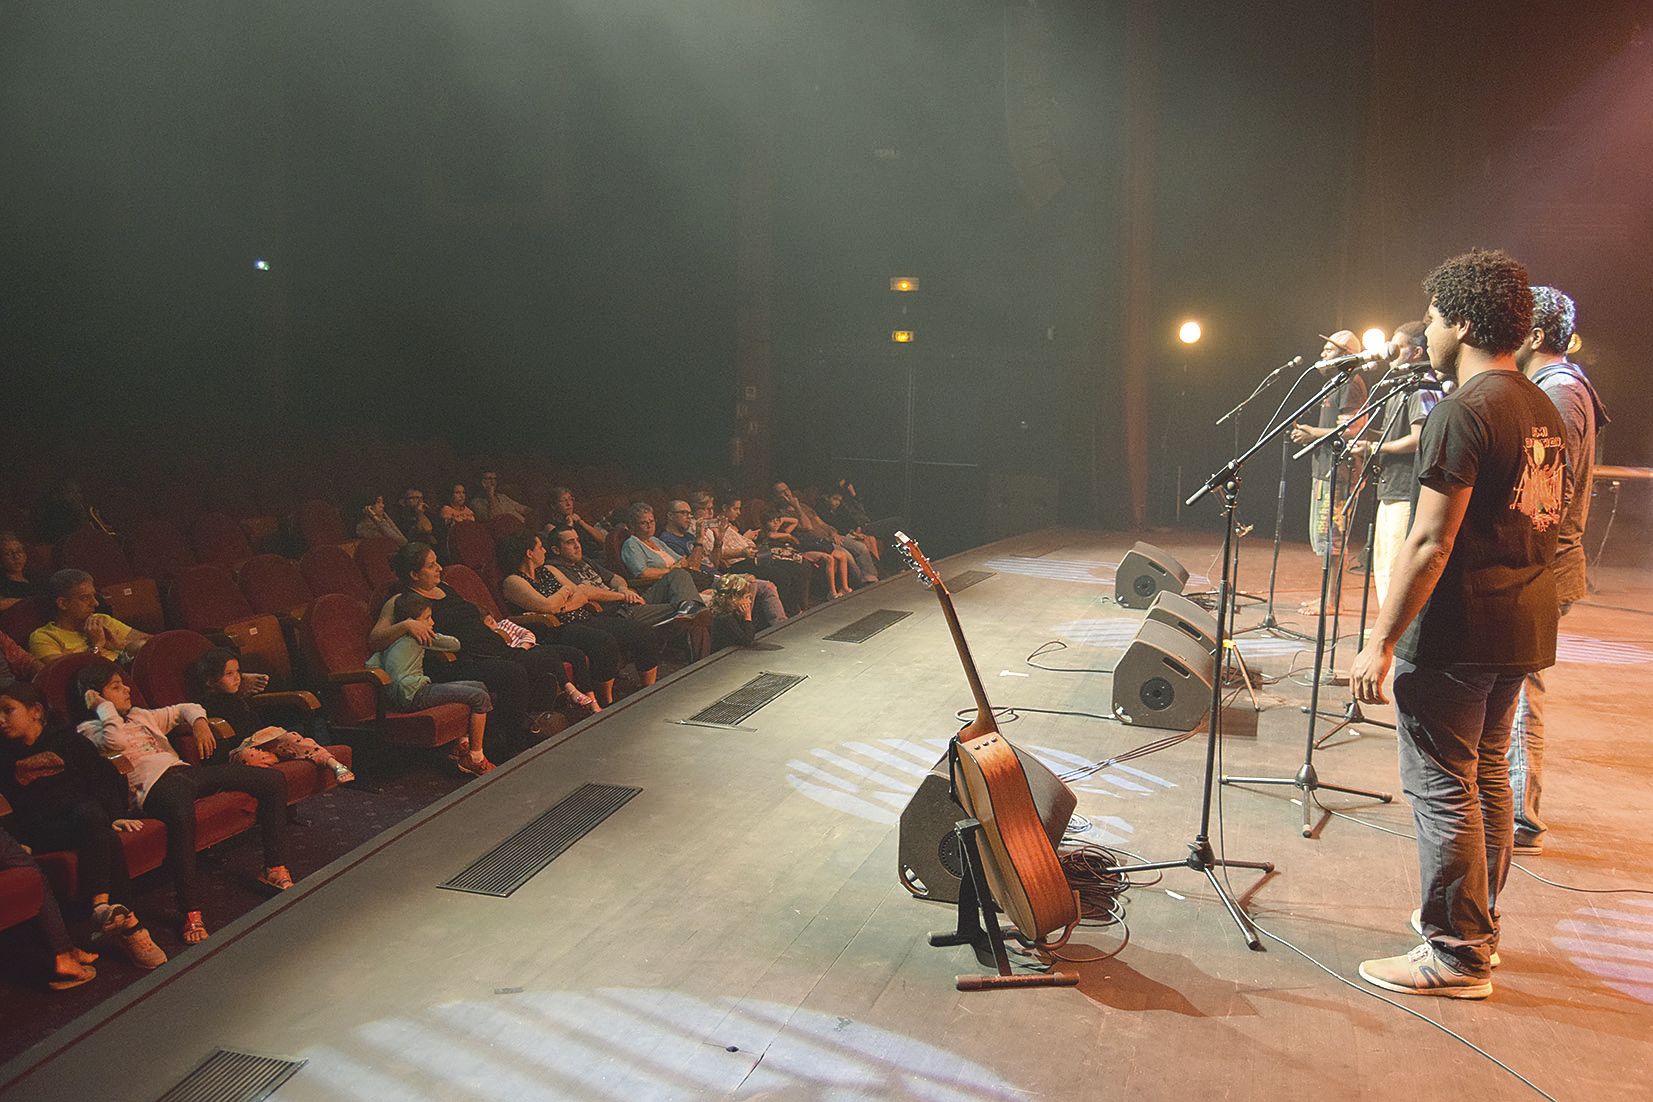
1352 249 1563 999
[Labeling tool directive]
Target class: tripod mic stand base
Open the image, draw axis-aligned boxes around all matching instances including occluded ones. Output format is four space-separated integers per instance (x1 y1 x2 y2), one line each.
1222 763 1392 838
1110 839 1275 951
1313 701 1397 749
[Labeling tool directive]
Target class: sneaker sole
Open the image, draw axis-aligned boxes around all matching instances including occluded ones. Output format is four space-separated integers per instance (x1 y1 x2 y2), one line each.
1357 962 1492 999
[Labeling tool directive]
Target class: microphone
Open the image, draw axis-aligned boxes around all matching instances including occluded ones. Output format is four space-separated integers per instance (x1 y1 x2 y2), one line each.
1310 344 1392 373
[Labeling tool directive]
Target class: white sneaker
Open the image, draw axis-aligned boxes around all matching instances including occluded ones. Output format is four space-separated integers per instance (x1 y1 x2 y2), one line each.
1410 909 1499 969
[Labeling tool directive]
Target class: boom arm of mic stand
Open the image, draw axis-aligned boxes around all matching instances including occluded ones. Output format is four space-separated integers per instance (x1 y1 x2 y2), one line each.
1215 356 1304 427
1290 369 1428 464
1188 364 1362 508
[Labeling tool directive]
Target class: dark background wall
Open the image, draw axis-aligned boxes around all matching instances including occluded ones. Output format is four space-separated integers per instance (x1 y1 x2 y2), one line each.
3 1 1648 554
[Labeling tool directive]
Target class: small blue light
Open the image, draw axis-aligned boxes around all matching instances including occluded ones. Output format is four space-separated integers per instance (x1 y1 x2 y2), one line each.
253 258 270 271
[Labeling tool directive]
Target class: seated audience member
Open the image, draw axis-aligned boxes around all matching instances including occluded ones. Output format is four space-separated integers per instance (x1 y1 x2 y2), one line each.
618 503 710 608
29 569 150 665
0 825 106 988
3 628 43 687
691 493 805 617
500 529 660 707
73 659 293 945
368 543 596 748
710 572 760 652
439 482 477 531
190 648 354 784
546 486 610 561
353 494 407 545
1 531 44 610
471 470 527 523
776 480 877 585
393 488 436 544
822 482 882 570
366 594 497 775
767 499 848 599
0 682 167 971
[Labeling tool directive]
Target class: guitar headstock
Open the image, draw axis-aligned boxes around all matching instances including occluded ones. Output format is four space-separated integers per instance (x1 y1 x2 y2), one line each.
894 531 944 591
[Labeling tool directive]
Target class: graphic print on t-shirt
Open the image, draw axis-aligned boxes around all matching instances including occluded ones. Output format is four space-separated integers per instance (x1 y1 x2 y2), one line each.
1510 425 1565 532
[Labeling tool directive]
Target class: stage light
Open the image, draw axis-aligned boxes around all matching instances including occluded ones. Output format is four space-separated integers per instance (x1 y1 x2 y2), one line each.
891 330 914 343
890 277 919 292
1178 320 1202 344
253 259 270 272
1362 327 1387 353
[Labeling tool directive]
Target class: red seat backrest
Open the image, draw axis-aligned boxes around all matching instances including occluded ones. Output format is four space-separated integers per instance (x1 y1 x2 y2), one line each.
441 563 501 619
239 554 314 618
170 563 255 632
190 512 254 566
300 545 370 601
446 521 494 576
486 513 524 539
301 593 377 724
354 537 398 590
126 519 196 581
605 524 633 577
0 596 53 646
34 651 146 726
296 499 348 550
58 525 134 583
130 629 215 707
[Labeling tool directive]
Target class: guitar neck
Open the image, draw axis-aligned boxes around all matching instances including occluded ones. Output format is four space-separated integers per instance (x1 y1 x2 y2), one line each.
930 583 995 730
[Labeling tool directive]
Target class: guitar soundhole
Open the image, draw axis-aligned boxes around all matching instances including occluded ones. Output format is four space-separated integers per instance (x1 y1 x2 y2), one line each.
1140 676 1174 711
939 830 965 878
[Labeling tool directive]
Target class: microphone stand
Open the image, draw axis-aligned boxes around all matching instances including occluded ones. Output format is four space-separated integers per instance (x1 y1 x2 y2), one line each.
1233 358 1320 641
1101 366 1361 949
1222 372 1409 837
1312 372 1435 748
1215 356 1301 611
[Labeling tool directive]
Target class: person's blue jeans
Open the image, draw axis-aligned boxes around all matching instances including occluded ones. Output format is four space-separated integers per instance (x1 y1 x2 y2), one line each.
1507 602 1570 844
1393 658 1524 978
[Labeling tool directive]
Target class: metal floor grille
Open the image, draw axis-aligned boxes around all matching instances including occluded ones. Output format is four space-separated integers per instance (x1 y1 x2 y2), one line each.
682 671 806 729
945 570 995 593
824 609 911 643
439 783 641 898
157 1049 305 1102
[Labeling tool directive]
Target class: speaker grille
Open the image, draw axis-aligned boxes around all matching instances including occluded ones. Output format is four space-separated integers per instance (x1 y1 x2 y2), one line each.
439 783 641 897
824 609 912 643
156 1049 305 1102
681 671 807 729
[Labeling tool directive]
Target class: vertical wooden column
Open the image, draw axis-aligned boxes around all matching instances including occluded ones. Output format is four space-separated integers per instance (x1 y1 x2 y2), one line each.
1116 1 1157 529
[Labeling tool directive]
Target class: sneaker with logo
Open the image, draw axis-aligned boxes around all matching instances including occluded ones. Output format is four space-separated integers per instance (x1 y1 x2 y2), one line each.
1410 909 1499 969
1359 943 1492 999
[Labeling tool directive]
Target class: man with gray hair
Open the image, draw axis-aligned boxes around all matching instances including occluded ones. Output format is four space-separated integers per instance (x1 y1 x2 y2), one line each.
28 569 150 664
1506 285 1609 854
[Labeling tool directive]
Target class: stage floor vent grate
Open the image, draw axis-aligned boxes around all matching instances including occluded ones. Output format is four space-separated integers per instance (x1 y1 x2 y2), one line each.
824 609 912 643
944 570 996 593
439 783 642 898
681 671 807 729
156 1049 305 1102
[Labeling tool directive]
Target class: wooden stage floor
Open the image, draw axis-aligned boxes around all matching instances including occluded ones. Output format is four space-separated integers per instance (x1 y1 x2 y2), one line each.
4 529 1650 1101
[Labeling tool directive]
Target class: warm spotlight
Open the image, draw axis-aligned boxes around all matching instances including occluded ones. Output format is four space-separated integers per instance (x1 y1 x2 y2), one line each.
1178 320 1202 344
1362 327 1388 353
891 330 914 343
890 277 919 292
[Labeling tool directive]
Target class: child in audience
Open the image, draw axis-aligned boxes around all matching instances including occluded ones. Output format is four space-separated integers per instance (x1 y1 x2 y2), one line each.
367 592 496 776
190 648 354 784
72 660 292 945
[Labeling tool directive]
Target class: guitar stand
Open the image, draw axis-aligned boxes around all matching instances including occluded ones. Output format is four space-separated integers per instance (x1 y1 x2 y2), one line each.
929 818 1078 991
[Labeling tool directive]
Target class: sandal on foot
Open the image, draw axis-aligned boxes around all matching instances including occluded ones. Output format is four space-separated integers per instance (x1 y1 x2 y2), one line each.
455 754 495 777
562 686 600 715
257 865 295 891
181 912 209 944
332 765 356 784
49 962 97 990
121 926 168 970
92 902 137 937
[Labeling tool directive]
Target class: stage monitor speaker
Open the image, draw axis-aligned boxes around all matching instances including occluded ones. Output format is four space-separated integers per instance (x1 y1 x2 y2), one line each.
1115 541 1190 609
1145 591 1218 655
1111 619 1215 730
898 744 1076 904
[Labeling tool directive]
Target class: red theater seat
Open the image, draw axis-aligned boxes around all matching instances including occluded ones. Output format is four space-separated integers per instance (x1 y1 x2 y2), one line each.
300 544 371 602
190 511 254 567
127 518 197 582
296 499 349 550
354 537 398 591
169 564 293 686
240 554 314 620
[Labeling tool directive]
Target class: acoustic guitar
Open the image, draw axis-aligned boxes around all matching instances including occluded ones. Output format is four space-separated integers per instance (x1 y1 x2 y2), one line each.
895 533 1079 946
